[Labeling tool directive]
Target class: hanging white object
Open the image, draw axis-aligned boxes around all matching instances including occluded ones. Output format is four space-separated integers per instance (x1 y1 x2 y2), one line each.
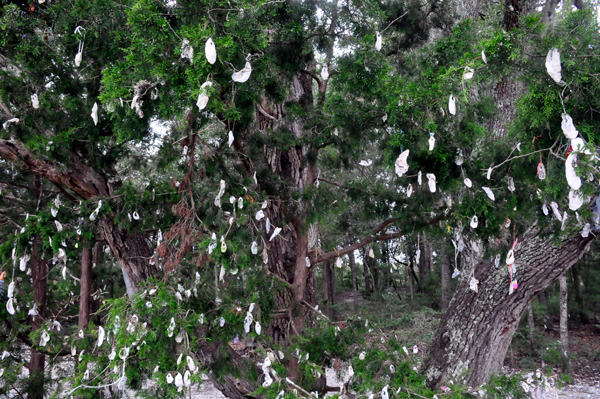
91 102 98 125
305 256 311 267
244 313 253 333
426 173 436 193
469 276 479 293
196 81 212 110
561 114 579 140
31 93 39 109
219 265 225 282
175 373 184 388
418 171 422 185
482 187 495 201
359 351 366 360
568 189 583 211
382 385 389 399
412 345 419 354
19 254 30 271
455 149 464 165
269 227 282 241
40 330 50 346
452 268 460 279
581 223 590 238
2 118 19 130
255 321 261 335
166 373 174 384
55 220 63 232
256 210 265 221
369 248 375 258
232 62 252 83
470 215 478 229
406 184 413 197
251 241 258 255
335 257 343 268
214 180 226 207
561 211 568 231
565 153 581 190
228 131 234 147
74 26 85 67
184 370 191 387
508 177 515 192
538 162 546 180
375 31 382 51
542 202 549 215
487 167 492 180
133 211 139 220
205 38 217 64
266 218 271 233
448 95 456 115
220 236 227 253
481 50 487 64
382 114 387 122
359 159 372 166
550 202 562 221
180 38 194 62
463 67 474 80
321 64 329 80
506 249 515 265
394 150 409 177
98 326 105 347
464 178 472 188
545 48 563 84
428 134 435 151
516 142 522 152
7 298 15 315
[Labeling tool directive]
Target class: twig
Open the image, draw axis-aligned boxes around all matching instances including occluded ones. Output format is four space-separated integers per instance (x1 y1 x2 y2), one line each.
381 11 409 33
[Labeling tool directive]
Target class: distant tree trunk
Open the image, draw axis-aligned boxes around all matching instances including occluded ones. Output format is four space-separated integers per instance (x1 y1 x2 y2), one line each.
571 264 588 324
424 227 593 389
79 244 93 330
322 261 335 319
408 258 414 311
527 303 537 354
418 238 432 294
348 250 359 314
363 249 373 297
559 273 570 371
440 255 451 312
27 234 47 399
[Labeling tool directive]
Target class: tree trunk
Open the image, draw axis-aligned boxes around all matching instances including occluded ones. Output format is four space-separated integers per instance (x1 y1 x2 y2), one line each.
527 303 537 354
408 258 414 311
363 249 373 297
349 250 359 314
322 261 335 320
27 235 47 399
571 264 588 324
440 255 451 312
418 239 432 294
79 244 93 330
559 273 570 371
424 227 593 388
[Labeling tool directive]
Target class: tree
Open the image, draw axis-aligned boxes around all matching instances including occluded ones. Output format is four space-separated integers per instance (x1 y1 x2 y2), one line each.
2 0 600 397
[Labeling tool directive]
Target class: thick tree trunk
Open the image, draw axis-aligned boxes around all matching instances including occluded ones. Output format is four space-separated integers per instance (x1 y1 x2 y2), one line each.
0 138 158 295
440 255 451 312
559 273 570 371
571 264 588 324
79 245 93 330
424 227 594 388
27 235 47 399
418 239 432 293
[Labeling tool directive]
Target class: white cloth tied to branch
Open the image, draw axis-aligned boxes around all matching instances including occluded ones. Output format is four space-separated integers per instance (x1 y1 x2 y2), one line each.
545 48 563 84
31 93 39 109
228 131 234 147
463 67 474 80
448 95 456 115
181 39 194 62
561 114 579 139
470 215 478 229
3 118 19 130
91 102 98 125
464 178 472 188
550 201 562 221
568 189 583 211
74 26 85 67
482 186 495 201
321 64 329 80
565 153 581 190
428 134 435 151
375 31 382 51
232 62 252 83
481 50 487 64
507 177 515 192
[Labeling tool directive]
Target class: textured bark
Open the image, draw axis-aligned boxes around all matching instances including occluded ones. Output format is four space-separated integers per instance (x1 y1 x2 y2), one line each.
559 273 569 369
363 249 373 297
441 255 451 312
79 245 93 330
27 235 47 399
424 227 594 388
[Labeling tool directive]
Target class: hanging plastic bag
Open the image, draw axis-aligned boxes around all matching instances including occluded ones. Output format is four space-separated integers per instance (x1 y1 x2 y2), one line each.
428 133 435 151
482 186 495 201
550 202 562 221
406 184 413 197
545 48 563 84
375 31 382 51
448 95 456 115
463 67 474 80
568 189 583 211
205 38 217 64
561 114 579 139
426 173 436 193
481 50 487 64
470 215 478 229
394 150 409 177
91 102 98 125
228 131 234 147
537 162 546 180
418 171 422 185
469 277 479 293
196 81 212 110
582 223 590 238
251 241 258 255
565 153 581 190
542 202 549 215
359 159 373 166
31 93 39 109
464 178 472 188
232 62 252 83
2 118 19 130
507 177 515 192
74 26 85 67
269 227 282 242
